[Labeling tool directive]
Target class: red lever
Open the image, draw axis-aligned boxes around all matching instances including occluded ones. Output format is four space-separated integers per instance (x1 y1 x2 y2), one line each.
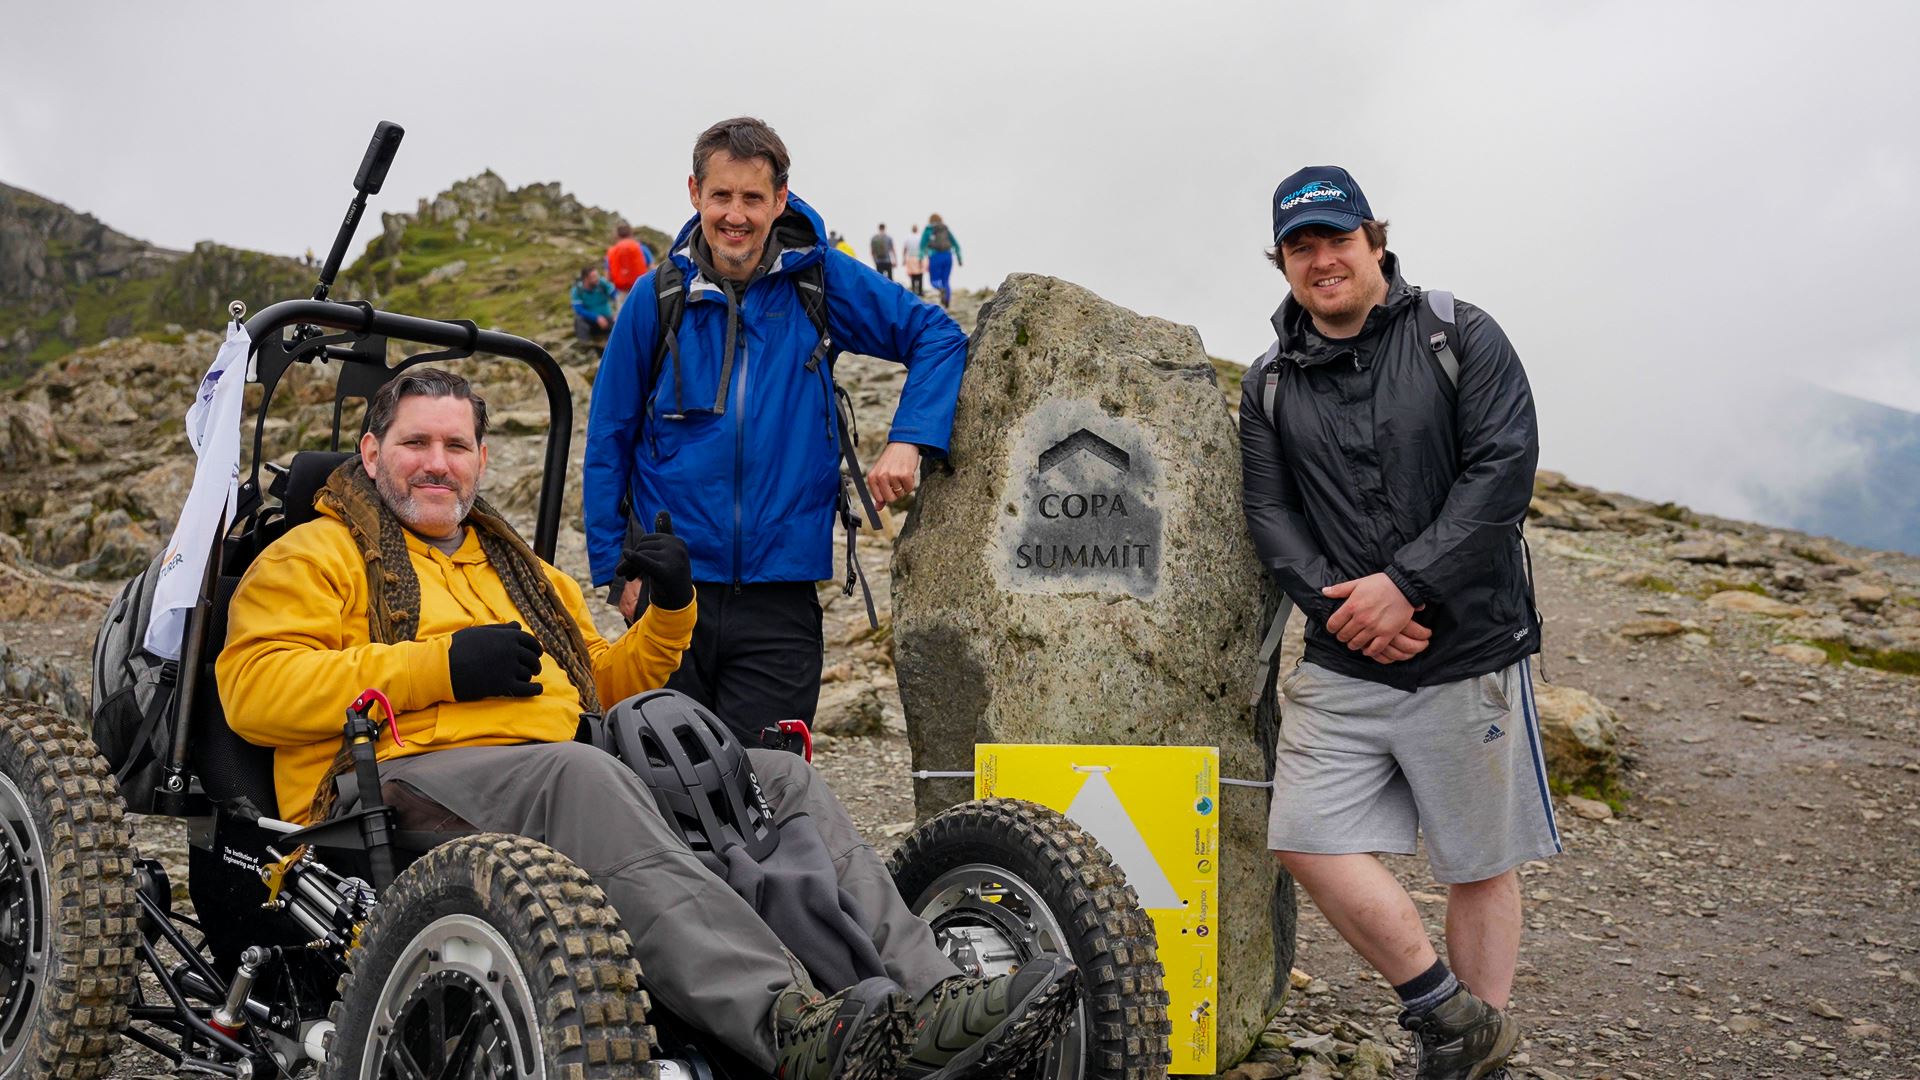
778 719 812 763
349 688 405 748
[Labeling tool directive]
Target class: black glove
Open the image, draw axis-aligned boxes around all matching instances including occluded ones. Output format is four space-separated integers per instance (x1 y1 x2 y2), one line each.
447 622 544 701
617 511 694 612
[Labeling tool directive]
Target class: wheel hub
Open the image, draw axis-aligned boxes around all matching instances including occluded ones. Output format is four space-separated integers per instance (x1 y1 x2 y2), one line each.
915 863 1087 1080
0 771 48 1070
363 914 543 1080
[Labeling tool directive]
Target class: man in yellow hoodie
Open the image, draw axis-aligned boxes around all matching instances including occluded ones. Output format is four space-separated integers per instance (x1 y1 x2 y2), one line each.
217 368 1075 1080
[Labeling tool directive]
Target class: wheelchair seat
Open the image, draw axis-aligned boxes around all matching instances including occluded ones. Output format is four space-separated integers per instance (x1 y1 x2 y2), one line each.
187 450 359 818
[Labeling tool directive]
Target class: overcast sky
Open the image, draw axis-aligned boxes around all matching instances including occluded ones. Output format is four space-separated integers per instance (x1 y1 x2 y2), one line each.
5 1 1917 532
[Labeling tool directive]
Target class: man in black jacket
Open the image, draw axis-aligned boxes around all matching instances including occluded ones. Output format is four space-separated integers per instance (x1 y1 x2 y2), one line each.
1241 166 1560 1080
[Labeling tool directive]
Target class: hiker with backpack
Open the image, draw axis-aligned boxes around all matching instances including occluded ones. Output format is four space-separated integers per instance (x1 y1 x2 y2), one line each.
916 214 962 309
584 117 969 746
1239 166 1552 1080
870 224 895 280
900 223 926 297
607 221 652 313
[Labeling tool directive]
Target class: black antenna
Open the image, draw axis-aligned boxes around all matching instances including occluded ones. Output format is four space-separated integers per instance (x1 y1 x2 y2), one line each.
312 121 404 302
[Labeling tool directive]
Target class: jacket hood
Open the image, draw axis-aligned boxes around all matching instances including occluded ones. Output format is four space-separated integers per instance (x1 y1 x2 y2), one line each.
669 192 828 287
1271 251 1417 362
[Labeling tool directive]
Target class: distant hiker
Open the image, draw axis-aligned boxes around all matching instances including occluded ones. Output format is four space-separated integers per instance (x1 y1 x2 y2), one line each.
1240 165 1550 1080
917 215 962 309
870 224 895 280
584 116 1073 1079
606 222 652 314
830 230 859 259
570 265 616 343
900 223 926 298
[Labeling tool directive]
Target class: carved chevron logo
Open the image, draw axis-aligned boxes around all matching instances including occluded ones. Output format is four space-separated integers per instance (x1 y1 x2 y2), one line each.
1038 428 1130 475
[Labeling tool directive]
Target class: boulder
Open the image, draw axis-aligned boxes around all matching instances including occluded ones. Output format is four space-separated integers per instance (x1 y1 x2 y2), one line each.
1842 580 1892 611
1618 618 1686 639
1668 539 1728 564
1766 643 1830 666
813 680 886 736
893 274 1275 1068
1564 794 1614 821
0 643 86 721
1529 681 1622 791
0 400 55 471
1706 590 1808 618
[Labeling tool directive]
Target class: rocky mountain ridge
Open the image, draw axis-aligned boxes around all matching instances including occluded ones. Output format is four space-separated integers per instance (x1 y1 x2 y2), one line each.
0 181 312 383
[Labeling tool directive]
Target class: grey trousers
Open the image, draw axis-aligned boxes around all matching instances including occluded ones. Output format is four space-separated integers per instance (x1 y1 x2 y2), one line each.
378 742 957 1070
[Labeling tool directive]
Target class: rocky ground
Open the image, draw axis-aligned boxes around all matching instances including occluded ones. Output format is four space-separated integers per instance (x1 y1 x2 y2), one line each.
3 279 1917 1078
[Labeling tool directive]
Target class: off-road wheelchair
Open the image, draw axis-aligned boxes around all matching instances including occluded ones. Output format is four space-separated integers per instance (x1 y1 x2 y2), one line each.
0 124 1174 1079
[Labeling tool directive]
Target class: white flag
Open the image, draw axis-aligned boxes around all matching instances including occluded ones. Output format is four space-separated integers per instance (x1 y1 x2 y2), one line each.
145 322 251 661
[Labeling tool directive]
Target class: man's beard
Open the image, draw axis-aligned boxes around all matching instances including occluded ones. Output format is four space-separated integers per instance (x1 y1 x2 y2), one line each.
375 467 474 534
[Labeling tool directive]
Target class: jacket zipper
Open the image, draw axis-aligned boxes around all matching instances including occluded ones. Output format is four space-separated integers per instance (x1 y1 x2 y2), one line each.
819 362 837 446
733 335 748 590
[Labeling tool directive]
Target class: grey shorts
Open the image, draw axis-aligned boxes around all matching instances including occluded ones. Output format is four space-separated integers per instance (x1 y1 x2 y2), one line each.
1266 658 1562 884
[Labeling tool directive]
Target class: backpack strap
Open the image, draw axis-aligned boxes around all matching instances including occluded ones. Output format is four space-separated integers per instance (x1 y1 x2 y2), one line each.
1415 289 1460 391
794 261 882 629
115 660 178 786
651 261 689 420
1254 340 1283 426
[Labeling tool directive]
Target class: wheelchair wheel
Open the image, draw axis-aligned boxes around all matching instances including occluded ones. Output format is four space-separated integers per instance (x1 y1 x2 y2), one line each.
326 834 652 1079
0 702 138 1080
889 799 1172 1080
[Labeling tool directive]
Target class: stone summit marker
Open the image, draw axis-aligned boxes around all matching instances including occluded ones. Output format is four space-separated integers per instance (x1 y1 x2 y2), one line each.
894 273 1289 1071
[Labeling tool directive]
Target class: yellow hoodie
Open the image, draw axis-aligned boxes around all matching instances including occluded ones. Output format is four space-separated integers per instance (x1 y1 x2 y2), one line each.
217 500 695 823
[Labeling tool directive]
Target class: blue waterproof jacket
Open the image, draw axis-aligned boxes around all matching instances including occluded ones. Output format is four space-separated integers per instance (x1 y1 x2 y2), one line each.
584 194 968 587
571 278 615 321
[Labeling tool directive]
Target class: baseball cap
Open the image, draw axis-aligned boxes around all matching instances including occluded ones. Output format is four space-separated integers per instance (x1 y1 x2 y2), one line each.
1272 166 1373 245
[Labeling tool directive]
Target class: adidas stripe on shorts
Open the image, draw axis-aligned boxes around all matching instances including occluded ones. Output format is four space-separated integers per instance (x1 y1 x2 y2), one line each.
1266 657 1562 884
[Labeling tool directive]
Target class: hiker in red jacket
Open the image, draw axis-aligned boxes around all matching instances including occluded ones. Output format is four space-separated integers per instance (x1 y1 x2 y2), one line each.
607 222 652 313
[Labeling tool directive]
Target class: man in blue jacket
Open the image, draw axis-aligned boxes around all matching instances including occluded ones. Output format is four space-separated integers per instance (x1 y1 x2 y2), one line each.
585 117 968 744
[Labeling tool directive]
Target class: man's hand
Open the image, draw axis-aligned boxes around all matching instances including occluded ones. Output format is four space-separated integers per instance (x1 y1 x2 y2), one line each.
1370 621 1433 664
866 441 923 505
448 622 544 701
618 578 642 622
1323 573 1421 659
596 315 611 330
616 511 694 612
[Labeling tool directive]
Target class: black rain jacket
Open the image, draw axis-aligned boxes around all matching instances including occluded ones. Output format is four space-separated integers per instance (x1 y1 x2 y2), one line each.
1240 253 1540 692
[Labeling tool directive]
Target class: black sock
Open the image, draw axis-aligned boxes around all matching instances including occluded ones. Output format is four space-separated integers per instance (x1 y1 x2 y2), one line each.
1392 958 1460 1017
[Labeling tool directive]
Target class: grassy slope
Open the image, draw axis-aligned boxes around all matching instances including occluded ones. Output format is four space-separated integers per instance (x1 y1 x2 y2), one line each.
343 194 675 343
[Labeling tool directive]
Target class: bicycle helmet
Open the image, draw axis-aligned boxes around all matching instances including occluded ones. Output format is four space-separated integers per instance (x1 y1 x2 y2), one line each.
604 690 780 870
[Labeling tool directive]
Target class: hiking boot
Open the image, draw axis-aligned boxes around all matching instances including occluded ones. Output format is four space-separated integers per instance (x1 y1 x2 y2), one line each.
771 976 913 1080
1397 986 1518 1080
900 954 1079 1079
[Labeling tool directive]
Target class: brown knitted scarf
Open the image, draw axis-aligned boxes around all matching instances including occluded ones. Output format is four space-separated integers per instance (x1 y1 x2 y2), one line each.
306 459 600 820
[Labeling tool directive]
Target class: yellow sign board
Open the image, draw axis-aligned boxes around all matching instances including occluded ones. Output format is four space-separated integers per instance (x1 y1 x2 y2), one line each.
975 744 1219 1074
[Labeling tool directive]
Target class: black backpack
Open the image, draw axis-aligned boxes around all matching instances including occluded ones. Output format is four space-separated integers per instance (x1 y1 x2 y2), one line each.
926 223 953 253
636 257 881 627
89 550 179 812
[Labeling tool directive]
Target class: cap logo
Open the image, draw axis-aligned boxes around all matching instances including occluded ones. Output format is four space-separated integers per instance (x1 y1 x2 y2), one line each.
1279 180 1348 211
